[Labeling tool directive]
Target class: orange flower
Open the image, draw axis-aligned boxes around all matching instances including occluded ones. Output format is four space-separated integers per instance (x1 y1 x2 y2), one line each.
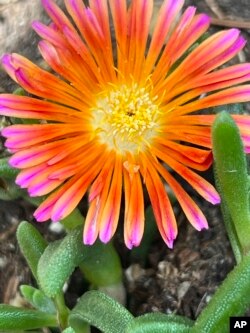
1 0 250 248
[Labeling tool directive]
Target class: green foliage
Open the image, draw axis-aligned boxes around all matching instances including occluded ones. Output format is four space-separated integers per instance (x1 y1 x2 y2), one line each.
79 241 122 287
0 178 24 200
13 87 26 96
61 208 85 230
0 305 57 331
37 225 122 297
62 328 77 333
0 158 24 200
37 226 86 297
17 221 47 281
0 158 19 179
212 111 250 257
20 285 56 314
68 293 193 333
125 313 193 333
69 291 133 333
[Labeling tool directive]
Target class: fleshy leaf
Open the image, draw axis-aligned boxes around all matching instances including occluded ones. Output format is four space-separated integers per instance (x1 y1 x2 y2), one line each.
79 240 122 287
212 111 250 256
61 208 85 230
0 178 24 200
0 157 23 200
0 305 57 330
69 291 134 333
37 225 123 297
20 285 56 313
218 201 242 264
37 226 86 297
13 87 26 96
125 313 193 333
17 221 47 282
62 327 77 333
0 157 19 179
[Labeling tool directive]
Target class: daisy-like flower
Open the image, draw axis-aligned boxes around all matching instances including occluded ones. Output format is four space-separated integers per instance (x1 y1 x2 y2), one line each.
1 0 250 249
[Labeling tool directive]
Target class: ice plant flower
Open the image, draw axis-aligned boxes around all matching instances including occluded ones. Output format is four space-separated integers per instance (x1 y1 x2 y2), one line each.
1 0 250 249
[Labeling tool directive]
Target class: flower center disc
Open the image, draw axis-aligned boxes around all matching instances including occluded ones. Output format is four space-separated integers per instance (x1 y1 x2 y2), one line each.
92 83 160 154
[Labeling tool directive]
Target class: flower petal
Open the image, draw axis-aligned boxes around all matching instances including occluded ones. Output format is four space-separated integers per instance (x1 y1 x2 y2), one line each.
51 169 99 221
152 10 210 83
84 153 115 245
165 154 220 205
141 153 177 248
99 155 123 243
157 162 209 230
145 0 184 72
123 157 145 249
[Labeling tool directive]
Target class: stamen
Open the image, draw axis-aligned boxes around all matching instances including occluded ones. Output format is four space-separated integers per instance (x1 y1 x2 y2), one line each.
91 83 160 153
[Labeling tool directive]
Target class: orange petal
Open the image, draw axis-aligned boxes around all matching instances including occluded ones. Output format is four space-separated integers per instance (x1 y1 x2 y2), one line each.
165 154 220 204
156 162 209 230
84 152 115 245
141 153 177 248
123 159 145 249
99 155 123 243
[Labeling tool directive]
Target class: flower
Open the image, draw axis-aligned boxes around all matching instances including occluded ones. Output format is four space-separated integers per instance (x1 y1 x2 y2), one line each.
1 0 250 249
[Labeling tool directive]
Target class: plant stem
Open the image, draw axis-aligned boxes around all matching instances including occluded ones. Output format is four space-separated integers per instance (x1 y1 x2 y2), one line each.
54 293 69 330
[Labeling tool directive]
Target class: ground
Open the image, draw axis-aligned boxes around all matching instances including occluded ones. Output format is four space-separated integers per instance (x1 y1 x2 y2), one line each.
0 0 250 329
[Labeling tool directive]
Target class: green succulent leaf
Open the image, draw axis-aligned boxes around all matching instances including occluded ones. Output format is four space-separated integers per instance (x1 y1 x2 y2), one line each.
62 328 77 333
0 179 24 200
69 291 134 333
212 111 250 257
20 285 56 314
61 208 84 230
37 226 86 297
0 305 57 330
17 221 47 282
13 87 26 96
0 158 19 179
79 241 122 287
125 313 193 333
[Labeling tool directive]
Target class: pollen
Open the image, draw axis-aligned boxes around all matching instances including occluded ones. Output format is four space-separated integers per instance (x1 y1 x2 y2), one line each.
92 83 160 153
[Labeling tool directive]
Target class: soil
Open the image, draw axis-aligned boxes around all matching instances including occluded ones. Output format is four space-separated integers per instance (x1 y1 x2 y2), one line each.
1 0 250 330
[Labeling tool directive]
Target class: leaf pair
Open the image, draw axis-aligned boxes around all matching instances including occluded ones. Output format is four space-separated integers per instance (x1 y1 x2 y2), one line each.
68 291 193 333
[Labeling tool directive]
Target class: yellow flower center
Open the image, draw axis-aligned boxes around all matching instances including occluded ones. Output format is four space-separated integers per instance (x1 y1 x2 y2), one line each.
91 83 160 154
